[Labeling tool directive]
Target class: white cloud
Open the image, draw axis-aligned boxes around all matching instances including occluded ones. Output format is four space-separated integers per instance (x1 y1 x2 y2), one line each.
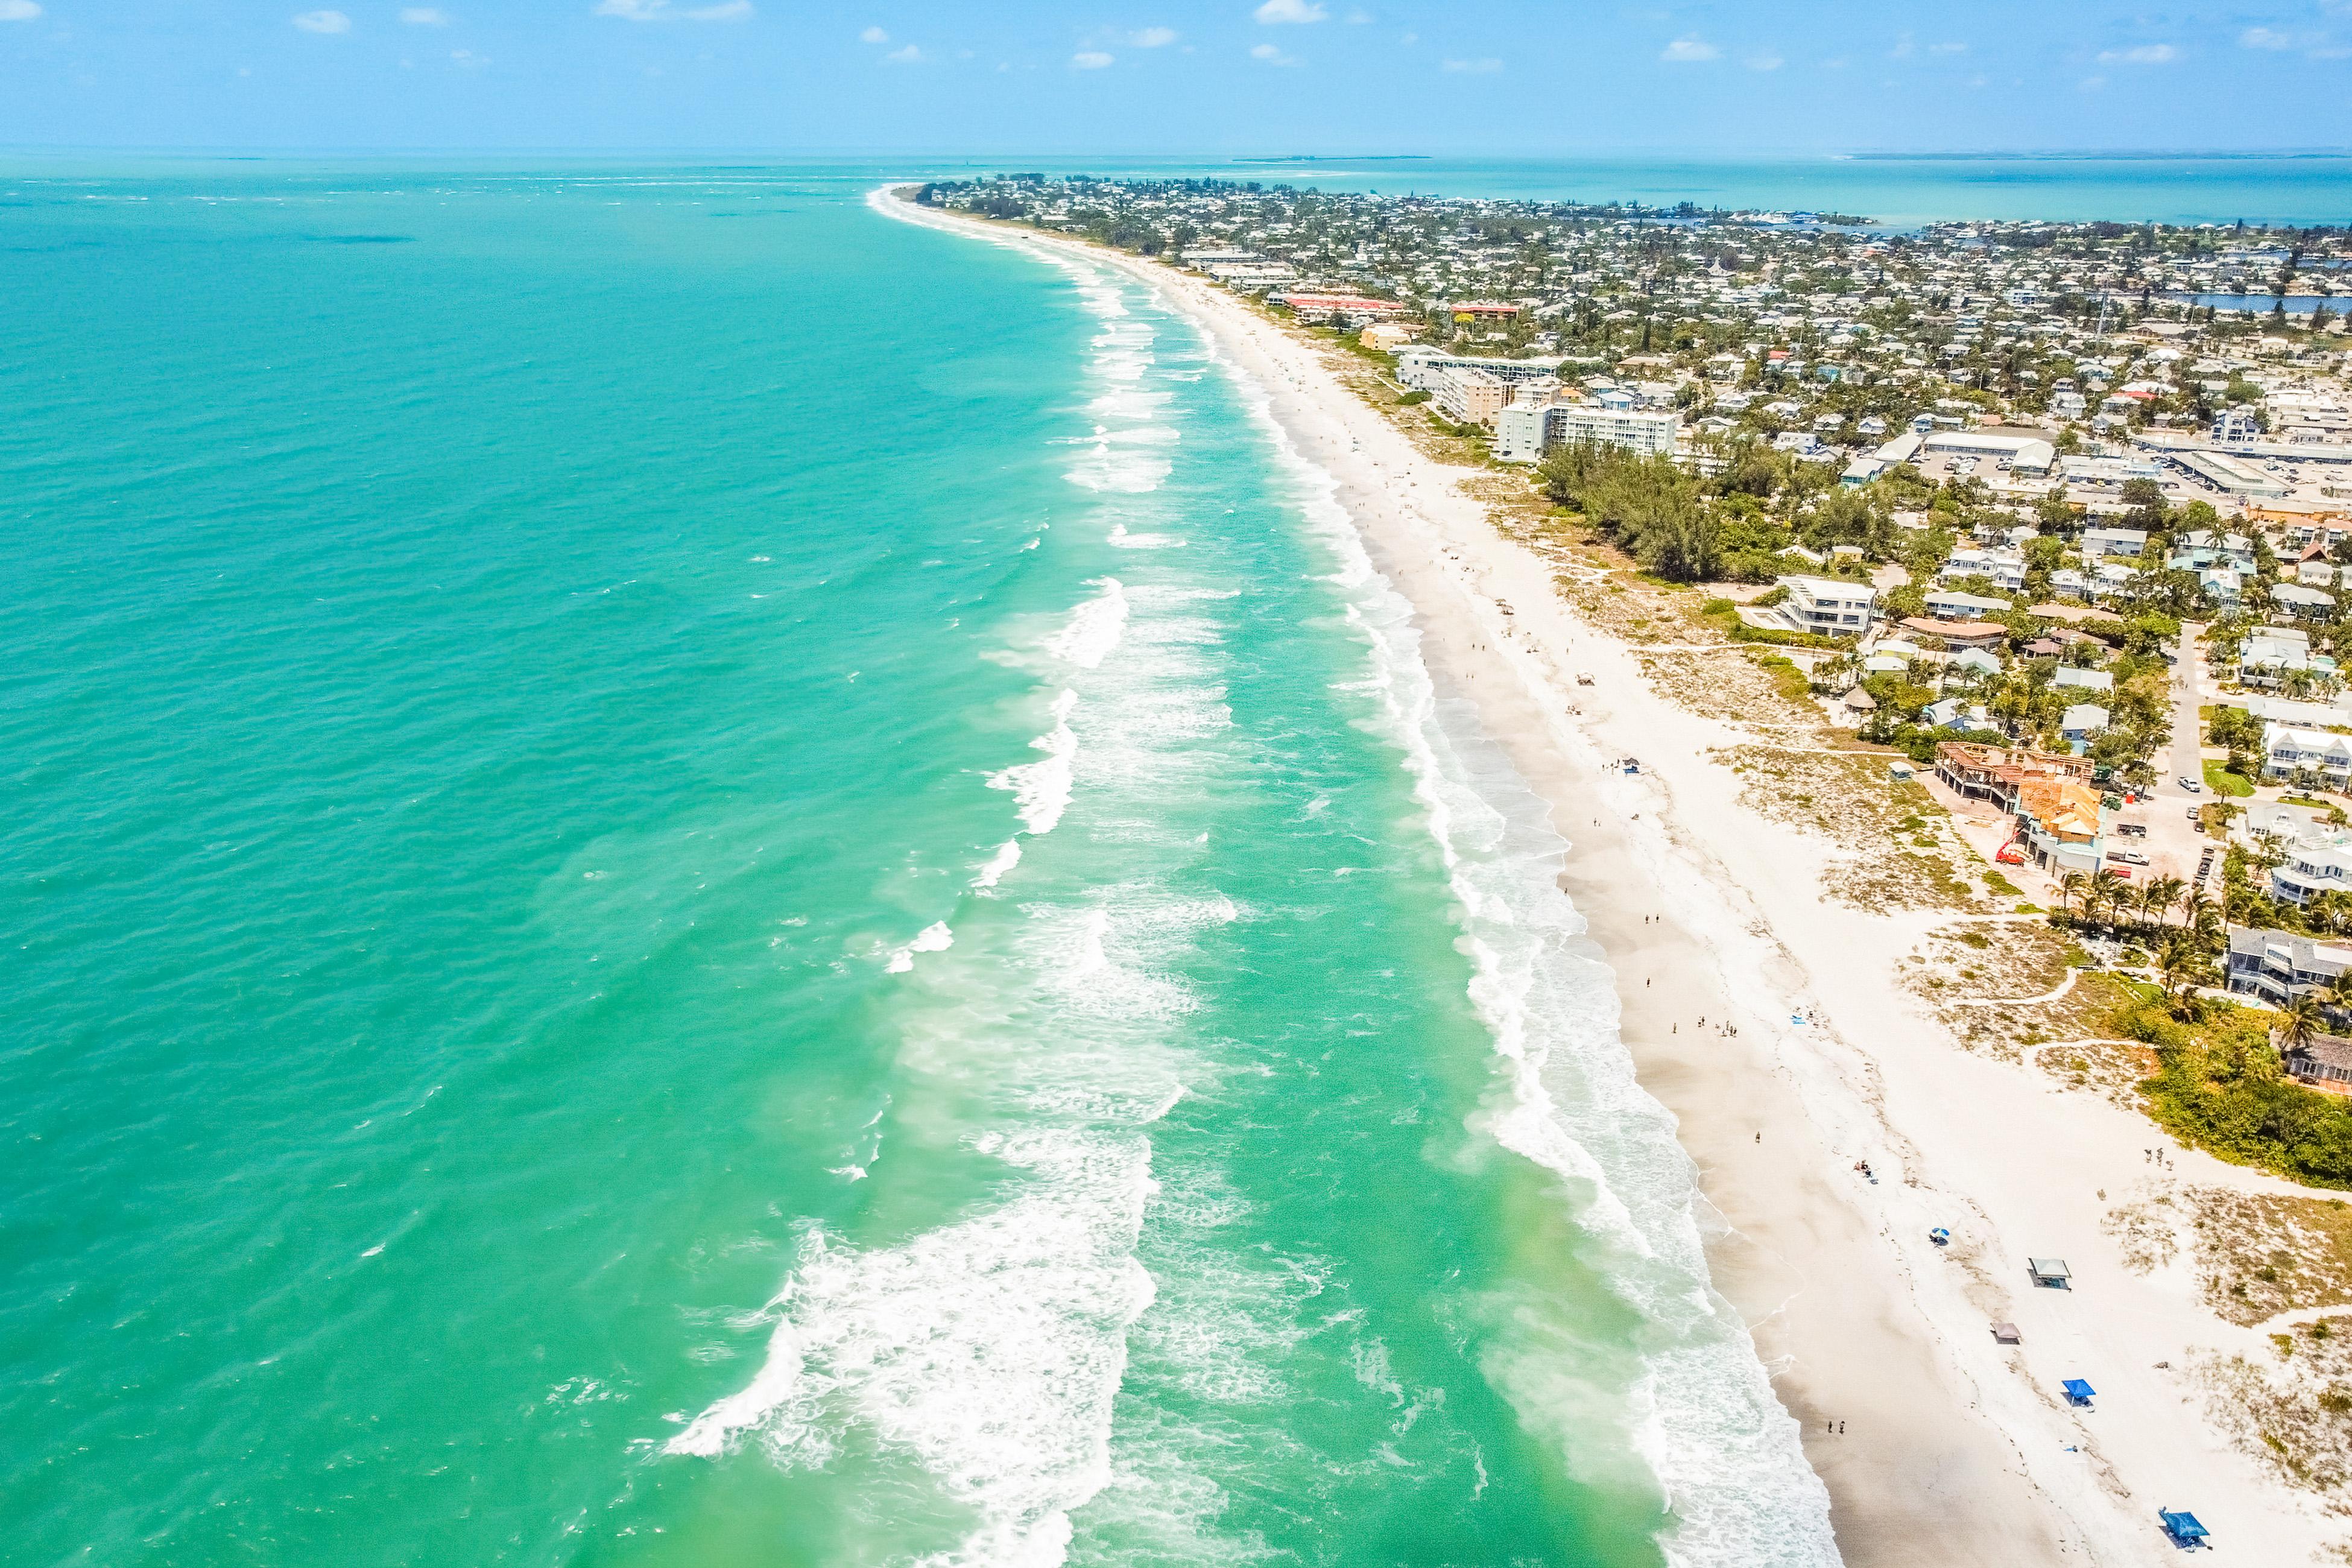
1442 57 1500 72
1345 8 1373 21
0 0 40 16
450 46 487 66
595 0 752 21
884 42 920 62
1745 51 1783 70
1889 32 1914 58
1072 49 1113 68
2078 73 2106 90
1128 25 1177 46
1929 41 1967 55
292 9 351 32
859 24 887 43
2096 43 2178 64
1254 0 1326 23
2239 25 2345 56
1661 35 1718 62
399 6 447 23
1250 40 1295 63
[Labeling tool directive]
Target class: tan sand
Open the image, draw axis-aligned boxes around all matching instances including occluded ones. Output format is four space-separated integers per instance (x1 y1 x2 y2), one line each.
883 188 2341 1566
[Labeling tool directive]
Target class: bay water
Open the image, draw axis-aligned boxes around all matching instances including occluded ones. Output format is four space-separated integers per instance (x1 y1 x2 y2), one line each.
1 166 1829 1566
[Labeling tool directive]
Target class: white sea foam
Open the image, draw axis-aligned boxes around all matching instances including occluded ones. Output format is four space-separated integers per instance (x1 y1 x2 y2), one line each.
988 688 1080 835
884 920 955 974
1042 578 1128 669
1108 523 1181 549
671 885 1228 1564
1212 335 1842 1566
972 838 1024 890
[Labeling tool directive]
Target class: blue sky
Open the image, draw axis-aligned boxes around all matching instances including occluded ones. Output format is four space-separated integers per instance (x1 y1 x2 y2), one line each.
1 2 2348 152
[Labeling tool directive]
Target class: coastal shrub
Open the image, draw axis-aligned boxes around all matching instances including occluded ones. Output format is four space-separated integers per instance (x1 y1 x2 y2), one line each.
2134 1002 2352 1189
1701 597 1736 616
1743 652 1811 703
2145 1061 2352 1190
1397 390 1430 406
1725 622 1847 651
1539 440 1721 581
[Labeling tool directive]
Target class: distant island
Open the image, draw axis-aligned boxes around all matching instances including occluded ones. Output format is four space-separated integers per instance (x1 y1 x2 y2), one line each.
1231 155 1433 164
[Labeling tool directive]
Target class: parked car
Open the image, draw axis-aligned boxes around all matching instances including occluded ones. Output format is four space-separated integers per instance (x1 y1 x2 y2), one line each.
2178 775 2203 793
2108 850 2149 866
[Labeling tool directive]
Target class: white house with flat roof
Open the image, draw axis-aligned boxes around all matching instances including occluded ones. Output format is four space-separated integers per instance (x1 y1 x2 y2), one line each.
1772 576 1879 637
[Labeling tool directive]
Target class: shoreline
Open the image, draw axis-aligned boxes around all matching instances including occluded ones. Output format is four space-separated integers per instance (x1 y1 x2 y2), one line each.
880 186 2341 1565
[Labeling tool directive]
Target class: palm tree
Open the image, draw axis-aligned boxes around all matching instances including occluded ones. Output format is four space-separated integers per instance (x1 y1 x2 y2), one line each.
2143 876 2185 932
2055 870 2087 923
2090 867 2128 932
2158 932 2205 1016
2178 884 2211 929
2278 993 2328 1057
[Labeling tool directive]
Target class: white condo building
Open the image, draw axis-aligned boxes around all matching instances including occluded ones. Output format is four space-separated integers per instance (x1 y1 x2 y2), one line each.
1494 400 1682 464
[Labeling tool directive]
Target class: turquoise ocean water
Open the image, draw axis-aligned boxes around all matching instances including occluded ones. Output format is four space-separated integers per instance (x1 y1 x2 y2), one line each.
0 164 1854 1568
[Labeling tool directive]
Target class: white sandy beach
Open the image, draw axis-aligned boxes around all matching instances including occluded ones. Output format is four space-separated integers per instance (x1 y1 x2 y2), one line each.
886 187 2344 1566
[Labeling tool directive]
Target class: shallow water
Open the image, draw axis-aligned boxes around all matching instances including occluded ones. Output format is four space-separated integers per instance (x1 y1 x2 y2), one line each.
0 166 1831 1566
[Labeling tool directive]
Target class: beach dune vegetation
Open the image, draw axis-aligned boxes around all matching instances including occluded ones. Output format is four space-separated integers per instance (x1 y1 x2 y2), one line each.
1538 440 1721 581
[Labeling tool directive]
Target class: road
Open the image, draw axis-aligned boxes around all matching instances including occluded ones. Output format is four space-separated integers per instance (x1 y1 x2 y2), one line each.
2169 620 2208 794
2142 619 2212 891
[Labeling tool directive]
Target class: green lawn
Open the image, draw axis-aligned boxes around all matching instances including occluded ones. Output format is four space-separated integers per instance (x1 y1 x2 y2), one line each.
2203 758 2256 798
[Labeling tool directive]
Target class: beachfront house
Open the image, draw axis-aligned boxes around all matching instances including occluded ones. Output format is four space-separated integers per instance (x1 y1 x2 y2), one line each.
2014 775 2106 874
2268 824 2352 906
1933 741 2106 870
2226 925 2352 1008
1770 577 1879 639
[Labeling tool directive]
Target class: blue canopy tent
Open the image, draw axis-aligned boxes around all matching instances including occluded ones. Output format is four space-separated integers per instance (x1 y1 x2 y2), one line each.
2158 1509 2208 1547
2063 1378 2095 1406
